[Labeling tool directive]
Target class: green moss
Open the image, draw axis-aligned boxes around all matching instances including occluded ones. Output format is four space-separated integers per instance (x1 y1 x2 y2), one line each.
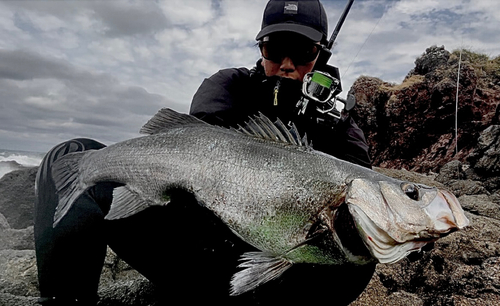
452 48 500 81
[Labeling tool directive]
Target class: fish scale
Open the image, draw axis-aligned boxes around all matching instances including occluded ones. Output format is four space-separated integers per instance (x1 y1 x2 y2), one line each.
50 108 469 296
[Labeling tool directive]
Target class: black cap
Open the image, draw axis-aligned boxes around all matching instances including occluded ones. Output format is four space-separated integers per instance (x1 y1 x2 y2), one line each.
256 0 328 43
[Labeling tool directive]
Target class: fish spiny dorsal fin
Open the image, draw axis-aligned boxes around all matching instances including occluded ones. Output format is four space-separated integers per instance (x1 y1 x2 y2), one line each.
140 108 207 135
288 122 302 146
274 118 298 145
231 124 252 137
257 113 288 143
233 113 311 148
249 117 270 139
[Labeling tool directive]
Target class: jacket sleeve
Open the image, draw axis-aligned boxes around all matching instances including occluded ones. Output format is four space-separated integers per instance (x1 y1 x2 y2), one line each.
306 115 371 169
342 117 372 168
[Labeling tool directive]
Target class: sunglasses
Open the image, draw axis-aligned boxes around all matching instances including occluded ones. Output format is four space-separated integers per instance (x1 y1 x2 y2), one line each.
259 41 323 66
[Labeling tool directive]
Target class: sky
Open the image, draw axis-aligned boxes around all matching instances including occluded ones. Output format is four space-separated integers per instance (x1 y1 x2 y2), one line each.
1 0 499 153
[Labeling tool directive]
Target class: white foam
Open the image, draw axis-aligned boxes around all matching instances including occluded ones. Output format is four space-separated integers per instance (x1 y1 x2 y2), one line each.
0 150 44 179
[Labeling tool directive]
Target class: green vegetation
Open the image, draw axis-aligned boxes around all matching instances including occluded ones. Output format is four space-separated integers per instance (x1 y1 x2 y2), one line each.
379 75 425 92
452 48 500 82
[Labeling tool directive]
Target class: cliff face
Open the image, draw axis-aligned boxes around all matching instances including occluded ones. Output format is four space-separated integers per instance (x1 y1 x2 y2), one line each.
351 45 500 174
345 46 500 305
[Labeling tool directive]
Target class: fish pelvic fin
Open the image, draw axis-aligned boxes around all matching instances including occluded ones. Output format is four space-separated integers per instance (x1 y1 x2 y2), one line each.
105 186 157 220
140 108 207 135
51 151 87 228
231 113 311 149
230 251 293 296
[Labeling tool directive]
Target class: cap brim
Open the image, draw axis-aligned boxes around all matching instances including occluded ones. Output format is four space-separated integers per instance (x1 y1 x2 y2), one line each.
255 23 323 42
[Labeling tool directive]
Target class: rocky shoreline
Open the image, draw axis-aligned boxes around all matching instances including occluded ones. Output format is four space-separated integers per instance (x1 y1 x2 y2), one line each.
1 160 499 305
1 45 499 305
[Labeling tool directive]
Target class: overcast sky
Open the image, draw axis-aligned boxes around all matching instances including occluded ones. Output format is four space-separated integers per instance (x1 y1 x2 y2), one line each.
1 0 499 153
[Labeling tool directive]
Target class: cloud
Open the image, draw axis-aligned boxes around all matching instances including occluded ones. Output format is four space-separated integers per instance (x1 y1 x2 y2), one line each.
329 0 500 91
0 0 499 153
0 49 183 152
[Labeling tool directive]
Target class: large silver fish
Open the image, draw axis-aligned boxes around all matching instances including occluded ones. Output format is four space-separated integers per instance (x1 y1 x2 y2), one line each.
51 108 469 295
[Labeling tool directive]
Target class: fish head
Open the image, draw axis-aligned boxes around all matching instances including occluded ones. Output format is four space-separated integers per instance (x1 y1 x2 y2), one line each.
344 178 469 264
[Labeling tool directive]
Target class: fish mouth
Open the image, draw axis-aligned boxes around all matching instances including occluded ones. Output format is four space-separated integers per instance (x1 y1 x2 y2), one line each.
347 205 437 264
347 190 469 264
424 189 469 230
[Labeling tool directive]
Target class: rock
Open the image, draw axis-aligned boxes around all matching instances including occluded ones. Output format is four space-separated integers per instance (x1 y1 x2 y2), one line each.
436 160 466 182
411 45 451 76
97 249 159 306
0 213 10 229
350 164 500 306
0 224 35 251
0 167 38 229
97 279 158 306
374 167 443 188
0 293 38 306
0 212 35 251
351 45 500 173
445 179 489 197
469 125 500 176
458 194 500 220
352 211 500 306
483 176 500 193
0 250 39 298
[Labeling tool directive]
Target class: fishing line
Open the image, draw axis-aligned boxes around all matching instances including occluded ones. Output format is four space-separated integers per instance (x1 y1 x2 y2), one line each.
342 3 386 78
455 47 462 157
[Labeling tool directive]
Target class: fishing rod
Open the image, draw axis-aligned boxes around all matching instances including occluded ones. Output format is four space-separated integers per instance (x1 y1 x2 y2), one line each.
296 0 355 127
315 0 355 69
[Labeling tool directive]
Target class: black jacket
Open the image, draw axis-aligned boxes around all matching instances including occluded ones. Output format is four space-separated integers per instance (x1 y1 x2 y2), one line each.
189 60 371 168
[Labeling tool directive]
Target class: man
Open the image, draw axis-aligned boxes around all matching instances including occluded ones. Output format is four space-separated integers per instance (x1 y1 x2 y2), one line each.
190 0 371 168
34 1 373 305
189 0 375 304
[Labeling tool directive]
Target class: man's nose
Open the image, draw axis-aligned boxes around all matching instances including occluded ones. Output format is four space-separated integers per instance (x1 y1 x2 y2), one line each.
280 56 296 72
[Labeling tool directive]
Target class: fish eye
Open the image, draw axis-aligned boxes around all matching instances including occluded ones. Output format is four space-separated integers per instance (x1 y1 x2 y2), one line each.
401 183 419 201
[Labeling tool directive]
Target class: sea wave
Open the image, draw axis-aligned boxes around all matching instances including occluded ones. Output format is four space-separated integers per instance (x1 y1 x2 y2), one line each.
0 149 44 179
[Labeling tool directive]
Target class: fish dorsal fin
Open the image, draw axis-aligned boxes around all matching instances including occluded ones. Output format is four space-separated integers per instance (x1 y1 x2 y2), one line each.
231 113 311 148
142 108 311 148
140 108 207 135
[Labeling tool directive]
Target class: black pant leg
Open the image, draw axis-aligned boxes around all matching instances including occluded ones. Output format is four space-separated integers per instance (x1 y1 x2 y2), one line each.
34 139 109 304
104 199 254 305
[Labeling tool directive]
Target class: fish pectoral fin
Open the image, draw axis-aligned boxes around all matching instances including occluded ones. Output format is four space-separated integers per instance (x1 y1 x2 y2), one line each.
230 251 293 296
105 186 159 220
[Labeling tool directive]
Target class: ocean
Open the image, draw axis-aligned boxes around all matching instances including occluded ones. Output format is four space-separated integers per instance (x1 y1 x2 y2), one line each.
0 149 45 179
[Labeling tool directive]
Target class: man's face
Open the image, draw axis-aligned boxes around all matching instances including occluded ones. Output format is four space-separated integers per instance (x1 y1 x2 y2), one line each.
259 33 321 81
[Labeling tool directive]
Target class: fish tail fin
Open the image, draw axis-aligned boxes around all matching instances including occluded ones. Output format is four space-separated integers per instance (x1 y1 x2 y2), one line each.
51 151 87 227
230 252 293 296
